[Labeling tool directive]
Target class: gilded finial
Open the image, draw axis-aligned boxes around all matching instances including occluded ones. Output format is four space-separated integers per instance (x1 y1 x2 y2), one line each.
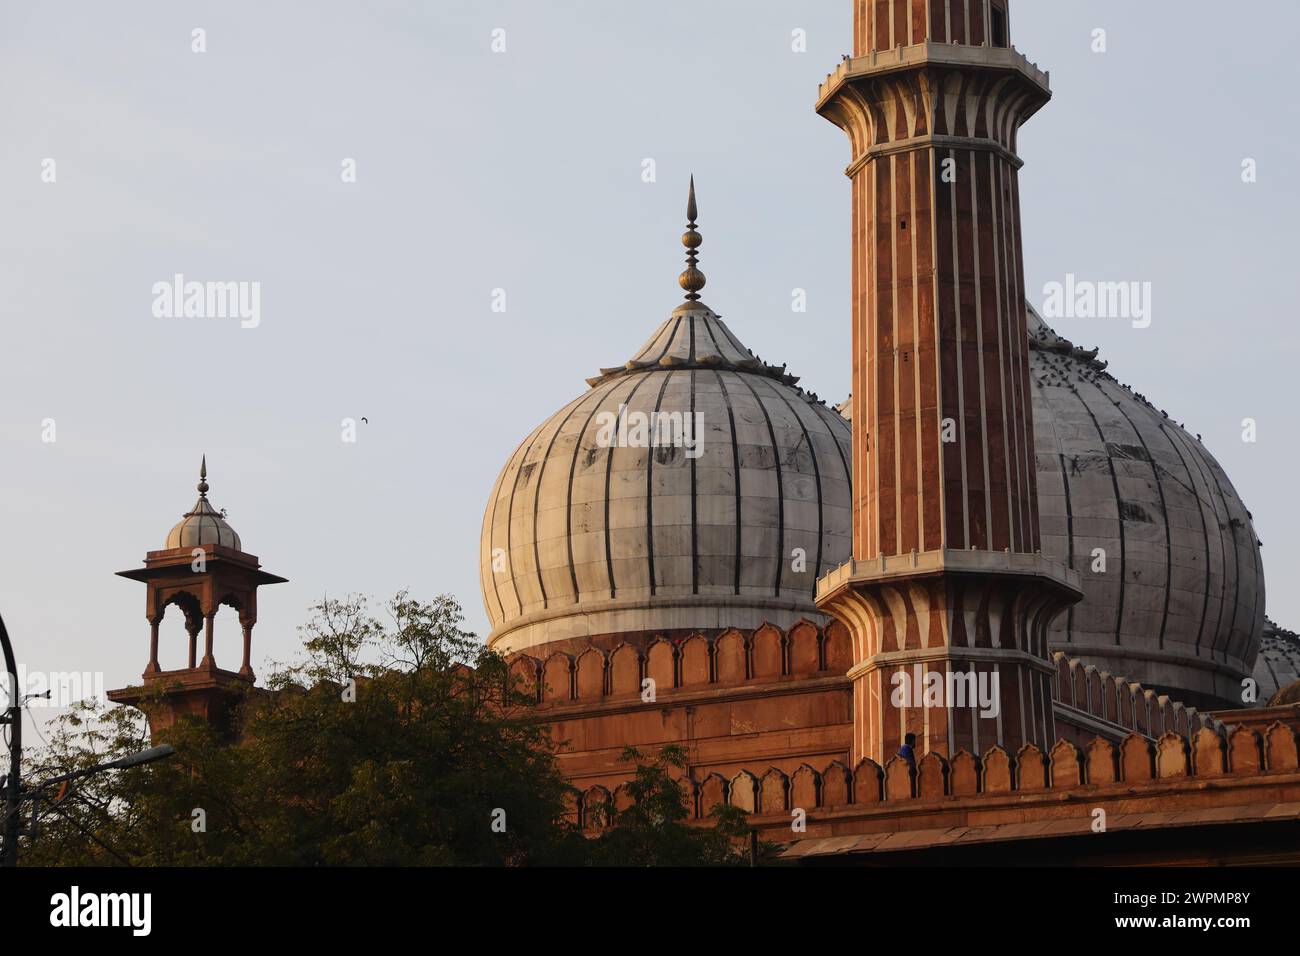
679 176 705 301
198 454 209 497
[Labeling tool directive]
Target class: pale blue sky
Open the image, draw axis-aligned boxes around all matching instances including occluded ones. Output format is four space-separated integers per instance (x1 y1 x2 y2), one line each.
2 1 1297 730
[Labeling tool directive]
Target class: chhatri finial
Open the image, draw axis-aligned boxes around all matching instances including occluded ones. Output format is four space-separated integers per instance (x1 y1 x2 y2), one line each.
678 175 706 302
197 454 209 497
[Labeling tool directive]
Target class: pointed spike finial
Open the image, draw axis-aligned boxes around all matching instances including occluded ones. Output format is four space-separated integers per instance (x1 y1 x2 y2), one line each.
678 175 706 302
198 454 209 497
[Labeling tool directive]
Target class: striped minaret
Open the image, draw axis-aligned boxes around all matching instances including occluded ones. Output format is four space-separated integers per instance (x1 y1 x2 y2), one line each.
814 0 1083 768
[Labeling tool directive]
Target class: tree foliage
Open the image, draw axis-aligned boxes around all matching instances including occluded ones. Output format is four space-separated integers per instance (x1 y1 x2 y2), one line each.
23 593 581 865
21 593 760 867
584 745 753 866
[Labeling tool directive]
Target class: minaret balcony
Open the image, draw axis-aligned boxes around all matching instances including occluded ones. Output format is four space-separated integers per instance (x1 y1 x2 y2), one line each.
817 40 1050 109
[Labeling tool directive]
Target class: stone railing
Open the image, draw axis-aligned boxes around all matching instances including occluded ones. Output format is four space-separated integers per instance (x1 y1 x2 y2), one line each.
1051 652 1224 742
572 724 1300 828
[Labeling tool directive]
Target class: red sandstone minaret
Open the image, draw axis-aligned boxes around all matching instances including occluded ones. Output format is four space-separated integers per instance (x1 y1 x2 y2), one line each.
814 0 1081 766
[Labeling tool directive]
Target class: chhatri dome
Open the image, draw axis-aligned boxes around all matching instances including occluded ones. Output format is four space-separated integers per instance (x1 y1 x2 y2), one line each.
481 181 852 655
480 181 1266 709
165 456 243 551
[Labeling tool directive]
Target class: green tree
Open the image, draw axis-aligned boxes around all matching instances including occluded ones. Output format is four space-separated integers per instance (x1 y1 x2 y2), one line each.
23 593 585 866
23 593 772 867
585 745 757 866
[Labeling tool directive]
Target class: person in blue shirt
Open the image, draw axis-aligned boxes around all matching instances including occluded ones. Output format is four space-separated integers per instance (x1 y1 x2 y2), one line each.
898 733 918 774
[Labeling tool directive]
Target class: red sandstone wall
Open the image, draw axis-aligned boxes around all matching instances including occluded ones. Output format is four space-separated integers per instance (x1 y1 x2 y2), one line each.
505 621 1299 833
509 622 857 812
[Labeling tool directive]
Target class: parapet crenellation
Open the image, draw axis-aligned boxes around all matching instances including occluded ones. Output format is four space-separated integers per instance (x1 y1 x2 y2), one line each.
504 620 854 704
1050 651 1226 743
572 722 1300 829
497 620 1298 833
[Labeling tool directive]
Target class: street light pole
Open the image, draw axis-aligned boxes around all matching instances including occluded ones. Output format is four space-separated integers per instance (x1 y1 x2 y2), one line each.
1 611 21 867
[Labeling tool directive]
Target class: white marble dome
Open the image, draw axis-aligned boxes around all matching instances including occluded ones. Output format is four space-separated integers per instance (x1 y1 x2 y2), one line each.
1028 306 1264 708
481 300 852 655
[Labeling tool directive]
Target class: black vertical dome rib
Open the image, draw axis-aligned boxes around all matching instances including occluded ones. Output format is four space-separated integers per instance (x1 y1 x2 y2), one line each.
604 374 652 598
1067 382 1127 643
1169 424 1233 664
734 372 786 595
506 414 566 617
1202 454 1244 664
757 375 825 591
485 431 533 623
1158 421 1213 657
1099 378 1173 651
564 379 632 601
530 390 595 610
713 370 743 595
645 370 676 596
689 369 699 594
809 402 852 486
1059 451 1077 640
